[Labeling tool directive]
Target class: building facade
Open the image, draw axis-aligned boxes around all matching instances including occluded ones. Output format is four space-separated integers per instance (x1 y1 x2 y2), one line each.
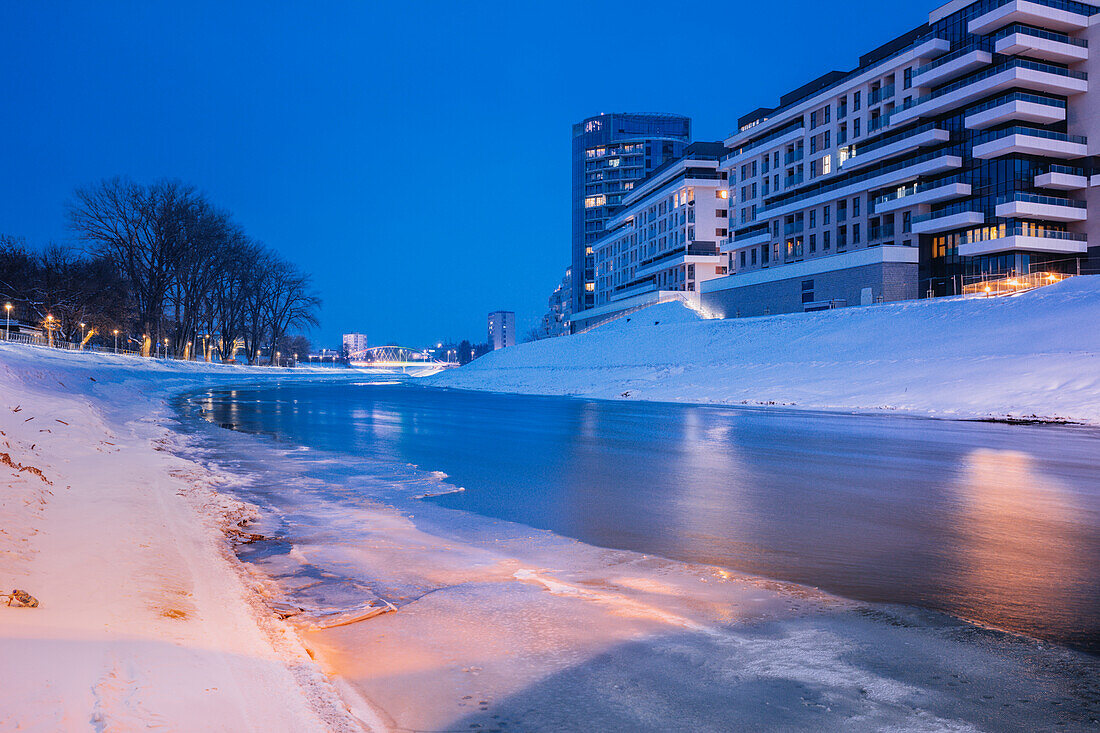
701 0 1099 319
539 267 572 338
572 113 692 316
488 311 516 350
571 143 731 330
342 333 368 355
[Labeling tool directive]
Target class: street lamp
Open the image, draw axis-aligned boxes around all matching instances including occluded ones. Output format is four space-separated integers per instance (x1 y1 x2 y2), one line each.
4 303 11 340
164 338 169 359
275 351 280 367
113 329 119 353
80 323 85 349
46 314 54 348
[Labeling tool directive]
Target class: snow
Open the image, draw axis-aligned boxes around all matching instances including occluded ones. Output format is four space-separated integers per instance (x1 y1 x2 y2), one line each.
0 345 376 731
429 277 1100 424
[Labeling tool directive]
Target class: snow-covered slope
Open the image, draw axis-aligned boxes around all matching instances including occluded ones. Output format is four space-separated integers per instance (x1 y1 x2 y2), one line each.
0 347 374 731
429 277 1100 424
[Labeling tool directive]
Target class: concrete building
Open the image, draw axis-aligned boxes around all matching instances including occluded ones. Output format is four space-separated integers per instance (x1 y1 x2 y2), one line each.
701 0 1099 319
539 267 573 338
572 142 731 331
487 311 516 350
342 333 368 356
572 113 692 315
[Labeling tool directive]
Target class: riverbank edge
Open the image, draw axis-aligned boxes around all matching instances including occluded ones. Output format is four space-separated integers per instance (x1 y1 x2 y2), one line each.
0 343 386 731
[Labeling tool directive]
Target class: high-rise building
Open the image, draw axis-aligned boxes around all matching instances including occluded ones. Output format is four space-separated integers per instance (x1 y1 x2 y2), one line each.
699 0 1100 318
487 311 515 350
342 333 368 356
538 267 572 338
573 142 732 331
572 113 692 317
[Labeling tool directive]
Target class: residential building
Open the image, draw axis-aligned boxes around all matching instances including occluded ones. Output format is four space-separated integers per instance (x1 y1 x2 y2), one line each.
488 311 516 350
702 0 1099 319
573 142 731 331
342 333 368 356
539 267 572 338
572 113 692 317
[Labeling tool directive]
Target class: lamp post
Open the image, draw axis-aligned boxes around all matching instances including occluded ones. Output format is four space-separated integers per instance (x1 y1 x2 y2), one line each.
4 303 11 341
80 322 85 349
113 329 119 354
165 338 170 359
276 351 280 367
46 314 54 348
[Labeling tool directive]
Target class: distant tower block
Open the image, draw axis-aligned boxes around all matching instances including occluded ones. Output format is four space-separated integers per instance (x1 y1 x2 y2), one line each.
342 333 368 355
487 311 515 350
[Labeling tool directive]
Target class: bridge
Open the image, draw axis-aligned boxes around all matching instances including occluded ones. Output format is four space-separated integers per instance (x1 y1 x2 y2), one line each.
347 345 455 374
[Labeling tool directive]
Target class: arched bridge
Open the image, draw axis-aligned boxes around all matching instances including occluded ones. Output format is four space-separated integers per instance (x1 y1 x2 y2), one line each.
348 346 454 373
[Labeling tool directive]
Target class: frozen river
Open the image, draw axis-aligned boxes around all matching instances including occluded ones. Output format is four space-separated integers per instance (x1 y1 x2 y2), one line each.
187 379 1100 654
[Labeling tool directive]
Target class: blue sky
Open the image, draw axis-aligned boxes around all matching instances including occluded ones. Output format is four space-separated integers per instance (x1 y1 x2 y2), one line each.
0 1 929 347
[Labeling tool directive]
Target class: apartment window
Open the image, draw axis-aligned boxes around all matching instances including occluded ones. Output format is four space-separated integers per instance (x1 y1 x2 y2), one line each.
716 228 727 237
823 205 830 225
837 200 847 222
853 119 861 138
904 67 913 90
822 155 832 175
774 151 779 168
824 230 831 250
801 279 815 304
717 189 728 199
741 164 747 179
853 196 860 217
824 130 831 148
811 111 818 128
903 210 912 233
854 91 861 111
838 226 847 248
716 209 728 217
809 210 816 228
763 179 770 196
762 156 770 174
838 98 847 118
772 221 779 238
751 160 758 177
824 105 831 124
751 248 757 265
811 137 818 154
853 223 861 244
761 244 769 264
809 233 816 253
740 251 747 267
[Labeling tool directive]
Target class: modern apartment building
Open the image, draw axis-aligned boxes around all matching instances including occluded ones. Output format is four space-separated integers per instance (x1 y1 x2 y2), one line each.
572 143 731 331
539 267 572 338
572 113 692 317
701 0 1100 318
488 310 516 350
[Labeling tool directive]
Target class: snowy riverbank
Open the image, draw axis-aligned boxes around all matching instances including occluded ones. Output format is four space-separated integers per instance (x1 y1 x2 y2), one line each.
0 346 377 731
428 276 1100 425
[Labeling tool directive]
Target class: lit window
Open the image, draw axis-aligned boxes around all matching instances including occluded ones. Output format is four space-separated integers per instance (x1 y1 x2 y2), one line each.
716 190 729 199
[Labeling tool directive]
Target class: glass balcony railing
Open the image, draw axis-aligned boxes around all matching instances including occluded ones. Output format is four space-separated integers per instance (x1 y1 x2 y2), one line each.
869 224 896 240
784 149 804 164
851 122 944 157
981 0 1095 22
998 192 1086 208
886 58 1087 122
912 202 982 224
784 173 805 187
965 91 1067 117
783 221 805 235
872 174 967 207
869 85 896 105
991 23 1088 48
724 122 805 161
959 223 1087 245
1039 164 1086 176
914 44 992 78
974 125 1087 146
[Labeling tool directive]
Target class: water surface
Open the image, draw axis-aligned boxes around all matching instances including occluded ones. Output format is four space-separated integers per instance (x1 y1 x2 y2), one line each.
193 380 1100 653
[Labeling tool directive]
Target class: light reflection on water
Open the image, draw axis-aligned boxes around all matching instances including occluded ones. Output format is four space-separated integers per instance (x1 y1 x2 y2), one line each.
193 381 1100 653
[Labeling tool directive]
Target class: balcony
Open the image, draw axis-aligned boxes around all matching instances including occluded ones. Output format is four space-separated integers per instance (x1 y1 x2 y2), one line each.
994 24 1089 63
889 58 1087 126
732 228 770 247
972 126 1087 159
994 192 1087 221
968 0 1090 35
869 224 896 241
1034 165 1088 189
841 124 950 172
760 152 963 220
784 173 805 188
964 92 1066 129
721 124 805 168
957 224 1088 257
783 221 805 236
873 178 973 213
913 48 993 88
869 85 896 105
912 205 985 234
784 148 805 164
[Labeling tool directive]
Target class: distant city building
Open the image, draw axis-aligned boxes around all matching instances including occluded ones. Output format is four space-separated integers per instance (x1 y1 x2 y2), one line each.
342 333 368 356
699 0 1099 319
539 267 572 338
487 311 515 350
572 113 692 316
573 142 731 331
